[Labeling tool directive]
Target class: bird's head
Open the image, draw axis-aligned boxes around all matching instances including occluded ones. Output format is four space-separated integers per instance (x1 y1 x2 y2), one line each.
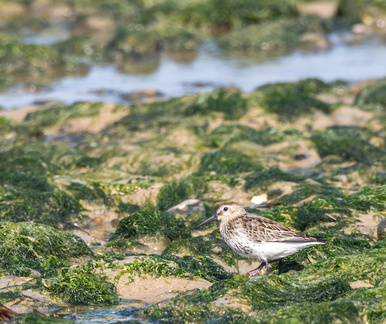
196 202 245 228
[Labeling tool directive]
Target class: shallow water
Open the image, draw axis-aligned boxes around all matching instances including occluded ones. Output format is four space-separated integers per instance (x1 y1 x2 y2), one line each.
52 304 144 323
1 33 386 109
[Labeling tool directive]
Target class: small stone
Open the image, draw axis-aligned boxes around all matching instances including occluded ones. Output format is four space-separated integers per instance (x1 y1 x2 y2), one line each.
351 225 374 240
167 199 205 215
296 1 339 19
294 153 311 161
377 218 386 241
137 234 171 252
167 199 206 227
300 32 331 52
349 280 374 289
122 89 164 102
0 2 26 20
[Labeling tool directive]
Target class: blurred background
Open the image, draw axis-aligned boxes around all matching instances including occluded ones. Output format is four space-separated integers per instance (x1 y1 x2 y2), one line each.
0 0 386 109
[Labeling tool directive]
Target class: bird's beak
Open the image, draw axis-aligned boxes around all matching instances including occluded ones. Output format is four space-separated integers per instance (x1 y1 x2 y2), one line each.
196 214 218 228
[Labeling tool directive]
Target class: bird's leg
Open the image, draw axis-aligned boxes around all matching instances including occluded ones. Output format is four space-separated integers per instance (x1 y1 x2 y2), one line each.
247 261 266 277
247 258 281 277
265 262 272 274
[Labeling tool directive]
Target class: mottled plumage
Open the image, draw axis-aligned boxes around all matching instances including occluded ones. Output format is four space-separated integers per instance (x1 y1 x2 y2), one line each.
197 202 325 276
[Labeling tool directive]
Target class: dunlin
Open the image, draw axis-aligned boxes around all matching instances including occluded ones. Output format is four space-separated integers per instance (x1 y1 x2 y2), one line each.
197 202 325 276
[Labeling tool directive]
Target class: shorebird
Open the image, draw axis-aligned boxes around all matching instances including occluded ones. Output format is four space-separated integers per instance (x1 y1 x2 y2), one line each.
197 201 325 276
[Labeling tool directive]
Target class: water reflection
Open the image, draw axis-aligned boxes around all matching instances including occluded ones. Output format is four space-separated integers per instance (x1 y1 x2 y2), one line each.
1 34 386 109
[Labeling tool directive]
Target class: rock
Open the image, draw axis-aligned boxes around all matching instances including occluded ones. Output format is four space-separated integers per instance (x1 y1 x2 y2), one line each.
296 1 339 19
69 228 105 246
0 2 26 20
377 218 386 240
349 280 374 289
300 32 331 52
72 15 116 41
167 199 205 215
122 89 164 103
332 106 373 126
30 0 72 21
0 276 33 289
351 225 374 240
116 276 211 304
167 199 207 228
137 234 171 253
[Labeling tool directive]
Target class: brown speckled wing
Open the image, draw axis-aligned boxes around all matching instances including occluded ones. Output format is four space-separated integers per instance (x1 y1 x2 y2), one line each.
227 214 321 243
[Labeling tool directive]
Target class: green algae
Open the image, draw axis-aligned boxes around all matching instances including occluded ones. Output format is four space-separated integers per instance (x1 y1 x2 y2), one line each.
344 185 386 212
278 183 344 205
0 222 92 276
179 0 296 32
202 124 303 149
258 78 332 96
164 235 241 267
55 35 105 63
0 184 83 224
12 312 75 324
25 102 106 128
108 27 162 58
184 88 249 120
199 150 258 175
254 80 334 121
218 16 327 55
119 254 230 283
109 208 191 242
258 185 386 232
158 25 204 53
339 0 386 21
44 268 118 305
0 142 99 225
244 167 305 191
101 97 182 134
354 80 386 111
157 176 208 211
0 41 86 84
311 126 386 166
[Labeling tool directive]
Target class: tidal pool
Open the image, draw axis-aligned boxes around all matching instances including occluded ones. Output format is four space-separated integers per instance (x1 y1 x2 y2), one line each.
1 33 386 109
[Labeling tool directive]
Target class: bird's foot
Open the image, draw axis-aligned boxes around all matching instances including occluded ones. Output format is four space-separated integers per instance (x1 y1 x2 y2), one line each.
247 261 270 277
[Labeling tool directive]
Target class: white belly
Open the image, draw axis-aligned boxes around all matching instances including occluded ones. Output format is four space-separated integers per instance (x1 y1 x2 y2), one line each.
224 233 322 262
249 241 322 261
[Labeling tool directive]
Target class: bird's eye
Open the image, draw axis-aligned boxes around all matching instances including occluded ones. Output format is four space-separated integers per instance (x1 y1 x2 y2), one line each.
223 207 228 211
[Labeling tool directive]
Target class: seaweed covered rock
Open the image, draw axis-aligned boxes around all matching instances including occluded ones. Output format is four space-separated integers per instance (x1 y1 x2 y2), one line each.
109 208 191 252
311 126 386 166
199 150 258 175
157 176 208 211
254 79 334 121
179 0 296 33
24 102 106 129
184 88 249 120
54 35 106 63
163 235 243 270
44 268 118 306
0 41 86 84
218 16 327 55
158 25 204 54
0 222 92 276
202 124 304 149
108 27 162 73
354 80 386 110
12 312 74 324
0 141 102 225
